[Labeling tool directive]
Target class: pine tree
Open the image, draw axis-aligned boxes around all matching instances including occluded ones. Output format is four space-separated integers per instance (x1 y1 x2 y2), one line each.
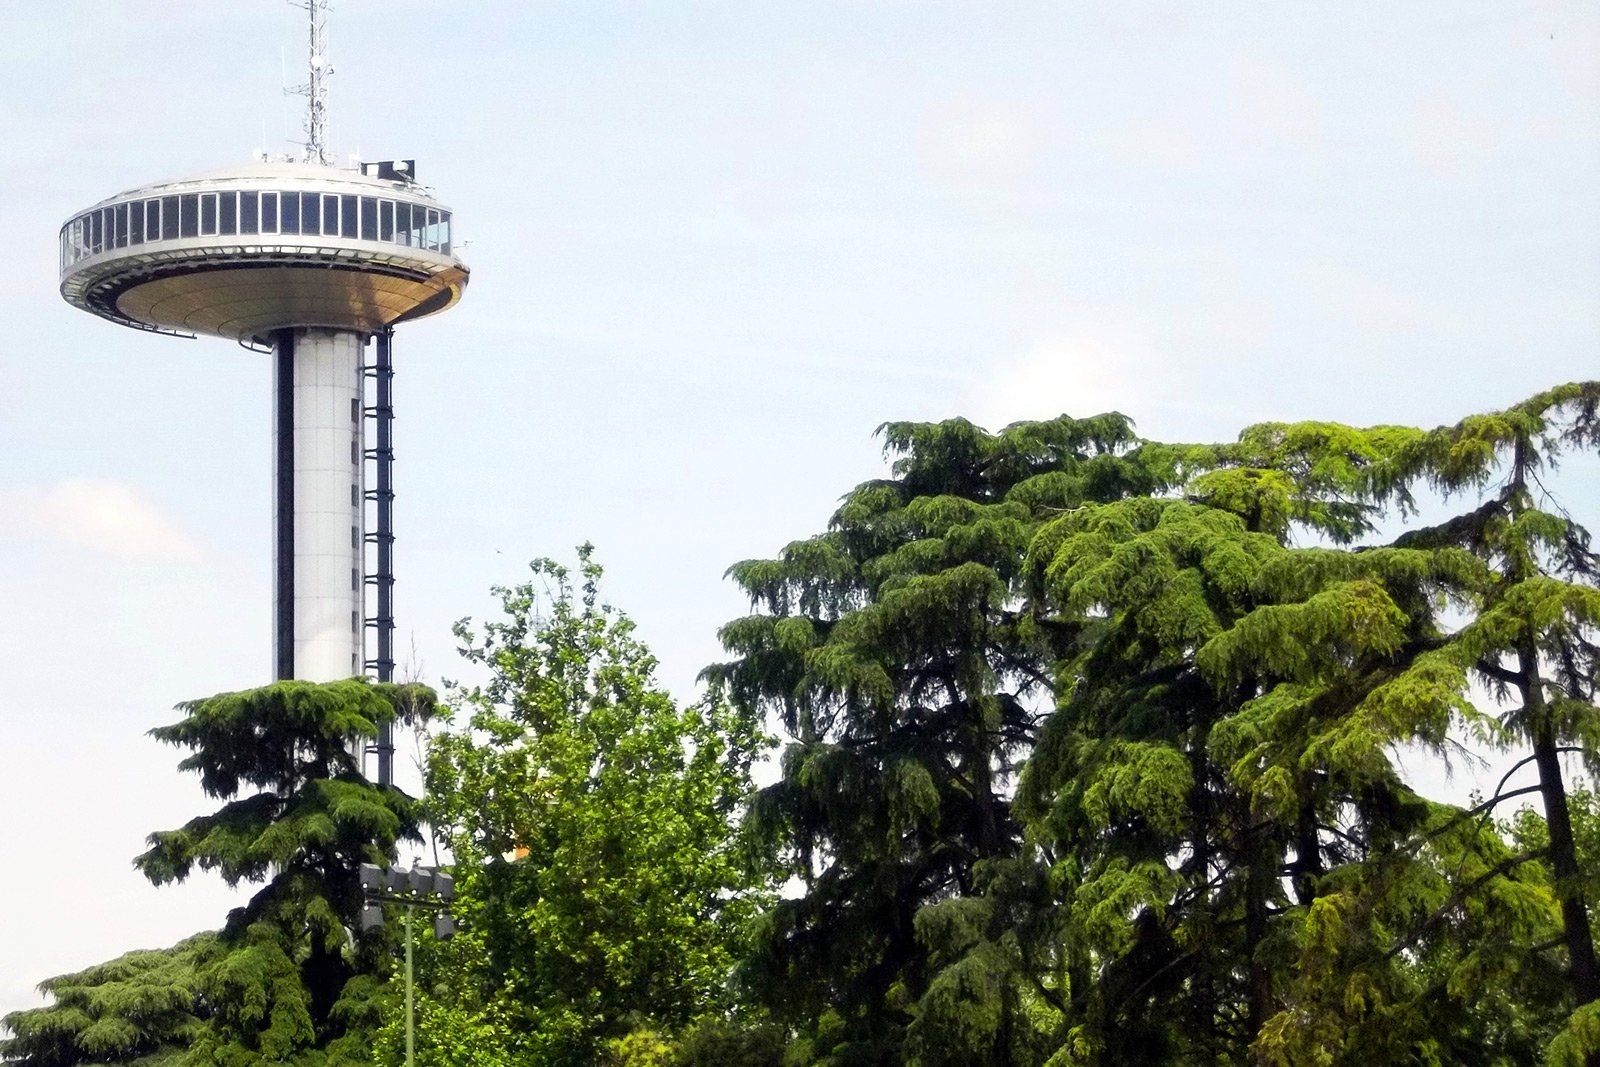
1017 405 1589 1064
136 678 435 1066
1 935 217 1067
708 414 1196 1062
4 680 434 1067
1377 384 1600 1063
713 393 1600 1065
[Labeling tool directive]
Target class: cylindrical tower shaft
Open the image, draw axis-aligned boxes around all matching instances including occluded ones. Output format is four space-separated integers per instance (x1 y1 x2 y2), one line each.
273 327 365 682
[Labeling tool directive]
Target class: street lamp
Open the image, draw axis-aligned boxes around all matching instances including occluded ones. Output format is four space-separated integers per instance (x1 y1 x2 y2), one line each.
359 862 455 1067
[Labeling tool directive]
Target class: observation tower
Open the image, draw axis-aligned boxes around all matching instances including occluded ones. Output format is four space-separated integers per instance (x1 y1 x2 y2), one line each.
56 2 467 784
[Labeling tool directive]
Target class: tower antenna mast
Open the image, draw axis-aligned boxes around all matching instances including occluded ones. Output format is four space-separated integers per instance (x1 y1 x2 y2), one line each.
287 0 333 164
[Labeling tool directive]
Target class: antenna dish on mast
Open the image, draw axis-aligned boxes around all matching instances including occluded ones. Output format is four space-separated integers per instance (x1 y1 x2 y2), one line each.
285 0 334 165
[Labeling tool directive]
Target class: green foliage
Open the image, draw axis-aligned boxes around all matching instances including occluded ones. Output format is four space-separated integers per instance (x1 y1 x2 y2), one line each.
424 547 771 1065
135 680 435 1066
13 385 1600 1067
710 413 1183 1060
1 935 217 1067
366 945 518 1067
718 387 1600 1064
5 680 435 1067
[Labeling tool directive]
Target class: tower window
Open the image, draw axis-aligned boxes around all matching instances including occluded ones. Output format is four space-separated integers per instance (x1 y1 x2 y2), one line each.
321 193 339 237
261 191 279 233
162 196 181 240
378 199 394 241
340 194 358 238
218 191 237 235
129 201 144 244
359 196 377 241
145 200 161 242
179 194 199 238
240 191 259 235
199 193 218 236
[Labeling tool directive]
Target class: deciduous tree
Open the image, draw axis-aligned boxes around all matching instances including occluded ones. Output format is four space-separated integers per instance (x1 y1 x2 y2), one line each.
424 548 770 1066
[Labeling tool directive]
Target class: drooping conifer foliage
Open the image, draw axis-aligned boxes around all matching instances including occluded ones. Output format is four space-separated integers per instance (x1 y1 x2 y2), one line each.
713 387 1600 1066
8 386 1600 1067
706 414 1204 1060
3 679 436 1067
136 679 436 1065
0 935 216 1067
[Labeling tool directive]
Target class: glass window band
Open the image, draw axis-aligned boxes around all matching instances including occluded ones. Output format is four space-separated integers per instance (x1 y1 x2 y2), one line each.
63 188 454 265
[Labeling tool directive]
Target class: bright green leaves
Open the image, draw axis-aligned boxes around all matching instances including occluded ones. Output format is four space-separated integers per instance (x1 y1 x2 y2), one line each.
1197 578 1409 689
425 548 770 1063
1075 742 1192 839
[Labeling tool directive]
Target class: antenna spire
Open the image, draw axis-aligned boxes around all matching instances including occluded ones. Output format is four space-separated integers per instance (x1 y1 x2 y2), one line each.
287 0 333 165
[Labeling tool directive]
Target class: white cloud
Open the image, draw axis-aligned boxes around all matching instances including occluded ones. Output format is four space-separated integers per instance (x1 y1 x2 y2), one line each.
964 335 1148 432
0 479 198 559
1406 95 1498 180
1097 118 1201 169
918 97 1042 198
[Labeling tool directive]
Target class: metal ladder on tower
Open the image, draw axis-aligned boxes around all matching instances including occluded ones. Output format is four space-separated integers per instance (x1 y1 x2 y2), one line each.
362 328 396 786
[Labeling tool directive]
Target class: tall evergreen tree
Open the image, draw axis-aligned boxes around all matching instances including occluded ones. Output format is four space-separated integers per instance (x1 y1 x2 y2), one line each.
708 414 1198 1062
715 393 1600 1065
1377 383 1600 1063
1017 470 1559 1063
4 679 435 1067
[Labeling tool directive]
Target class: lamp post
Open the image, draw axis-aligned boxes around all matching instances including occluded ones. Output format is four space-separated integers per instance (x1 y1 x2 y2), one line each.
359 862 456 1067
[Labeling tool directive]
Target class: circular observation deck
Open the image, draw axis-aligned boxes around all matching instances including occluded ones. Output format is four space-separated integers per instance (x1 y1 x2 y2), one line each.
59 162 469 344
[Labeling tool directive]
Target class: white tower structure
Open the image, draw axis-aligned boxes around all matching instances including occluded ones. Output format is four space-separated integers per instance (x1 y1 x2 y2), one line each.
57 4 468 783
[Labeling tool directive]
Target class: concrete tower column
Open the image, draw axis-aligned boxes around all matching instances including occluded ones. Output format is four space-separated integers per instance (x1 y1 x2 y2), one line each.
274 327 365 681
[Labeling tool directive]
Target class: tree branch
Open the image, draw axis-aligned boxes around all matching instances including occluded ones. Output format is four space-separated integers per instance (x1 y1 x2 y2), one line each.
1382 847 1550 963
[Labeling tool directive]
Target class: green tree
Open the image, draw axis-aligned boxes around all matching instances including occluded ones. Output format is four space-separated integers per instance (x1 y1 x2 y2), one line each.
1375 383 1600 1064
716 395 1600 1065
4 679 435 1067
1 935 217 1067
424 548 770 1066
708 414 1198 1062
1010 393 1600 1064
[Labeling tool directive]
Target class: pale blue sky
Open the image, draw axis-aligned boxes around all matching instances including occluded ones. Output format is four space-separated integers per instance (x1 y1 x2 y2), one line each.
2 1 1598 1013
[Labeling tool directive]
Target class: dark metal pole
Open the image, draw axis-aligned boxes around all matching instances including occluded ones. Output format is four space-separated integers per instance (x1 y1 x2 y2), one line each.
273 329 295 680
